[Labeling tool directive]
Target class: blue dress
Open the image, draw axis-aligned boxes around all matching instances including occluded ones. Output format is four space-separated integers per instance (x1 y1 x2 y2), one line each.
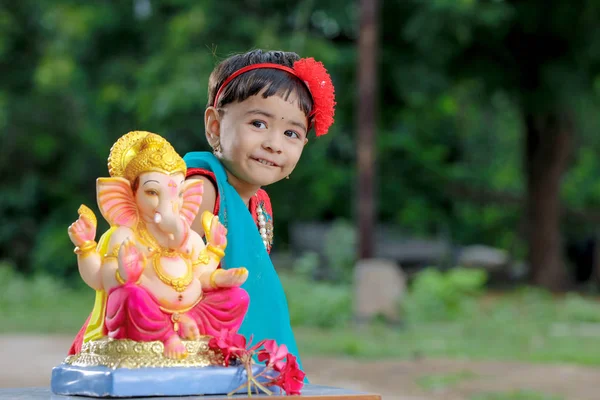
183 151 304 371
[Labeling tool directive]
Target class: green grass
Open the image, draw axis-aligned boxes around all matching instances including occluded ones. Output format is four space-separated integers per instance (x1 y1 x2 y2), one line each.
0 267 94 333
2 266 600 369
289 280 600 366
470 390 563 400
416 370 477 391
294 319 600 366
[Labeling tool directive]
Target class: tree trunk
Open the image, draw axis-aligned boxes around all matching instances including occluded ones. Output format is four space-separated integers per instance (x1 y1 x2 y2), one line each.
524 112 572 291
357 0 379 259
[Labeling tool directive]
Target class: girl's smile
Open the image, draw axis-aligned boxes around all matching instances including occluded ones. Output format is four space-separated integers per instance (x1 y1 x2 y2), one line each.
251 157 280 167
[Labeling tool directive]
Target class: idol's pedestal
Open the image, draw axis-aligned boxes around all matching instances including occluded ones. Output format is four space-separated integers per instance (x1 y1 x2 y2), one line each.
0 385 382 400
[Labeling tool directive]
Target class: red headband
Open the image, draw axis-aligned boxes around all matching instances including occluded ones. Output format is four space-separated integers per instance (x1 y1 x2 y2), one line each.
212 58 336 136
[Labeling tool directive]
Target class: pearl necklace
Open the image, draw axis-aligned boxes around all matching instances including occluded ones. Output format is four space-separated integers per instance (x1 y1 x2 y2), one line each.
255 201 273 250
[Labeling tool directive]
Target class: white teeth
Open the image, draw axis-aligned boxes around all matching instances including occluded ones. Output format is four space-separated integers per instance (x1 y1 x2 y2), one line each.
257 159 275 166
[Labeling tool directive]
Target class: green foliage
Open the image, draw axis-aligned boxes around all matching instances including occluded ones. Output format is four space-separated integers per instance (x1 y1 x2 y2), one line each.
0 0 357 276
323 219 356 283
289 269 600 366
292 251 320 280
0 263 93 333
3 0 600 284
280 272 352 329
559 293 600 323
295 285 600 366
291 219 356 282
403 267 488 322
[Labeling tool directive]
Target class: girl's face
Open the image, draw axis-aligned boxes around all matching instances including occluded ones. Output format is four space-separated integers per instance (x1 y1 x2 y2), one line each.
207 89 308 188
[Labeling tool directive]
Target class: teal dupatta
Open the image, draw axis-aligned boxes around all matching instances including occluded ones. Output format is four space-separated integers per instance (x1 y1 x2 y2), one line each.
183 152 303 370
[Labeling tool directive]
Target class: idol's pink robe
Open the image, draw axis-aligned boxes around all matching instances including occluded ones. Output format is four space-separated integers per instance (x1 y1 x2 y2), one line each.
68 284 249 355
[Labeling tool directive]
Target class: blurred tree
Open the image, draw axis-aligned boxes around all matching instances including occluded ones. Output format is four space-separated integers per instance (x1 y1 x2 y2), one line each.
357 0 378 259
382 0 600 291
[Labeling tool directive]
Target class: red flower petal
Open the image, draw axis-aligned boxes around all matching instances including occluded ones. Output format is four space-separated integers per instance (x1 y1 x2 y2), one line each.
262 339 277 354
271 354 305 395
275 343 288 360
257 351 270 363
293 58 336 137
248 338 267 352
273 359 286 372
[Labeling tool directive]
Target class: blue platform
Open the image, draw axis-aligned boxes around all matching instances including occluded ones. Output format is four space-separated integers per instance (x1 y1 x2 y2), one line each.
3 385 381 399
51 363 279 397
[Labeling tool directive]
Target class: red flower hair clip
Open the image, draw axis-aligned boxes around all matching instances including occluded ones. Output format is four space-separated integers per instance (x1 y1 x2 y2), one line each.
293 58 336 136
213 58 336 136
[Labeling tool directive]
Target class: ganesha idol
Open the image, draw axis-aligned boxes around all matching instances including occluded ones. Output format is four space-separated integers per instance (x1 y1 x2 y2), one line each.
51 131 255 397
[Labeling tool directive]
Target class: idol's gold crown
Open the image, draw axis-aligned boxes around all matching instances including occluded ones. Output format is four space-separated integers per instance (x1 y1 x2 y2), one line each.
107 131 186 183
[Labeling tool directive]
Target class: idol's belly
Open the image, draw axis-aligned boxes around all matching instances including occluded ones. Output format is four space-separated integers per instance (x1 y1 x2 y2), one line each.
141 257 202 310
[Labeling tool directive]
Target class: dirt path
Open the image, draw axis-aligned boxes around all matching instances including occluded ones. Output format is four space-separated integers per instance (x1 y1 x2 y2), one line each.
0 335 597 399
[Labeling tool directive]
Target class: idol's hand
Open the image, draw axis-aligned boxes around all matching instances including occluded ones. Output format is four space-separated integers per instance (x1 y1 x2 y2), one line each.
202 211 227 257
210 267 248 289
118 238 145 283
68 205 97 248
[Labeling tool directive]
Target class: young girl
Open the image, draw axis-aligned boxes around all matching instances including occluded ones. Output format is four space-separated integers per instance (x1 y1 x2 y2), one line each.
183 49 336 369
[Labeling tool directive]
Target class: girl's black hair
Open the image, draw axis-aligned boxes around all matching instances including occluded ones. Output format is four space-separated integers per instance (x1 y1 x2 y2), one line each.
207 49 313 119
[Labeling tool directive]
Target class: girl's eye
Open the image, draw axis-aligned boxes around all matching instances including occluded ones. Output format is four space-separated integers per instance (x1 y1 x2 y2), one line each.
284 130 300 139
178 192 183 198
145 190 158 196
251 120 267 129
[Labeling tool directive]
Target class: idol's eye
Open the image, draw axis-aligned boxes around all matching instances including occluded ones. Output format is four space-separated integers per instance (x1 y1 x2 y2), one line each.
145 190 158 196
251 120 267 129
284 130 300 139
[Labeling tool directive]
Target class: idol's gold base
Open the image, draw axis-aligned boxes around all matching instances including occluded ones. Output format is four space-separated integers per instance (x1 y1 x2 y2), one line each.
64 337 224 369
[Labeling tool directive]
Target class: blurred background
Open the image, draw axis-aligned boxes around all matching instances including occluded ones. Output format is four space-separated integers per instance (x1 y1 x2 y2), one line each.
2 1 600 399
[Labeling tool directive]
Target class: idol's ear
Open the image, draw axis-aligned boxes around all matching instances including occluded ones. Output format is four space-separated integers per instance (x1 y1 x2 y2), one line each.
180 178 204 226
96 177 139 228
